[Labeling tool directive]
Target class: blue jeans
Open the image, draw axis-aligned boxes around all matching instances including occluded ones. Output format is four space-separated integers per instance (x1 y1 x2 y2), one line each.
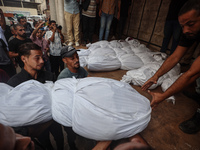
99 11 114 40
160 20 182 54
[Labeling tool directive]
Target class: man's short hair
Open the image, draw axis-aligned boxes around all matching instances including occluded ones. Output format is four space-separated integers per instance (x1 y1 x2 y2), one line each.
179 0 200 17
13 24 23 30
10 25 14 31
49 20 56 25
17 17 23 23
18 42 41 58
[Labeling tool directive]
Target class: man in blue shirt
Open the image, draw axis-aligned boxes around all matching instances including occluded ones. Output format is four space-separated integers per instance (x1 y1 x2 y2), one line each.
58 46 88 79
64 0 80 47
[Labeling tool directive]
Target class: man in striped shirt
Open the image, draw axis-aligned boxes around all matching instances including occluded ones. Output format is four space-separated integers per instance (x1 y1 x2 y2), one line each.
82 0 99 44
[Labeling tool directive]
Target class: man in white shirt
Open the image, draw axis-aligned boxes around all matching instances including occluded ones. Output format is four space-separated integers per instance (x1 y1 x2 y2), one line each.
45 20 64 78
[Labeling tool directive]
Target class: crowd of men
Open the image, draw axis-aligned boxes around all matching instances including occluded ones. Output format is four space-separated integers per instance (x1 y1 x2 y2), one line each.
0 0 200 149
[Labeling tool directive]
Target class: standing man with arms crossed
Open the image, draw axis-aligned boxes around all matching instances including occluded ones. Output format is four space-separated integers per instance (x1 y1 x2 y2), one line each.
142 0 200 134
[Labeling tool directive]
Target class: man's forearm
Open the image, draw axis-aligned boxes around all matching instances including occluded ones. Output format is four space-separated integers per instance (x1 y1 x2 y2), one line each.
9 51 18 58
154 46 188 78
162 56 200 99
162 71 200 100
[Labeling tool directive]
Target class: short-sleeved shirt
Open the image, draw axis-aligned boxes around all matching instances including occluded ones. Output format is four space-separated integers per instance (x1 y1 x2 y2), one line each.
64 0 80 14
178 32 200 48
30 35 49 60
7 68 55 87
82 0 97 18
101 0 116 15
8 38 32 67
57 67 88 80
45 31 62 56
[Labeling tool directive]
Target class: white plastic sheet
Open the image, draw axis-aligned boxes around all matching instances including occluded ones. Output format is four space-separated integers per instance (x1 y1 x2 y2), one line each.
161 74 182 104
0 80 52 127
121 63 169 89
119 54 144 70
87 56 121 71
52 77 151 140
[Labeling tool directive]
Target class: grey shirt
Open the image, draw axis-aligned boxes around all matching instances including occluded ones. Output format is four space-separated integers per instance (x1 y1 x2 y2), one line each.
58 67 88 79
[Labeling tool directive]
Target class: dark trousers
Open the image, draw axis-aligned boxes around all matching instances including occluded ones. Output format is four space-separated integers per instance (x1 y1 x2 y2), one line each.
112 16 127 40
38 121 64 150
118 16 128 39
82 15 96 43
160 20 182 54
64 127 78 150
50 55 64 78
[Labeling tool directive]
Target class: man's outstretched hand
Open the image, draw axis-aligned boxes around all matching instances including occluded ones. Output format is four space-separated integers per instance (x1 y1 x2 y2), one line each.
148 90 165 110
141 76 158 91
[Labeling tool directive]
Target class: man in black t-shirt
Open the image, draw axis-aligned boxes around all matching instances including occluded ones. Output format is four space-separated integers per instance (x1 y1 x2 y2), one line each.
18 16 33 38
142 0 200 134
7 42 64 150
8 24 32 68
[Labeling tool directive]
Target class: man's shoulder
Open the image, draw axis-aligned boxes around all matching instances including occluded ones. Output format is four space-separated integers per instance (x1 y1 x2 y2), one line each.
8 38 18 44
57 68 72 80
25 38 32 42
79 67 87 73
39 70 55 81
7 71 26 87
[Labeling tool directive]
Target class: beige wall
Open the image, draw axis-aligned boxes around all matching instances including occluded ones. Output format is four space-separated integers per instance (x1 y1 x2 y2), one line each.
1 6 38 16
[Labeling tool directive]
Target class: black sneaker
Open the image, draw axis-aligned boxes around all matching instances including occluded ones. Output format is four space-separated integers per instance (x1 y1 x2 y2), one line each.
179 109 200 134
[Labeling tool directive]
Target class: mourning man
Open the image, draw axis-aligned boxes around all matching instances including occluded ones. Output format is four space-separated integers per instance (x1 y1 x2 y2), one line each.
7 43 64 150
58 46 88 80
